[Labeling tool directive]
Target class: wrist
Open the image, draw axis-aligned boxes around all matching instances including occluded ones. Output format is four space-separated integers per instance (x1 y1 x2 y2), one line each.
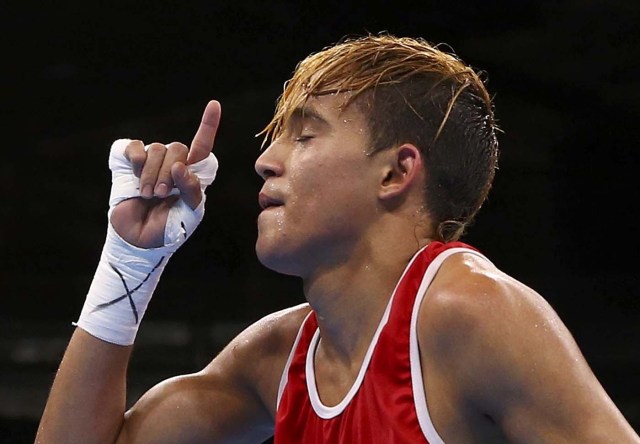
75 223 173 345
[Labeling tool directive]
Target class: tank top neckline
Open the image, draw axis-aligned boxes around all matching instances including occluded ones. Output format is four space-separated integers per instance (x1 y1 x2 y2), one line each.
305 243 431 418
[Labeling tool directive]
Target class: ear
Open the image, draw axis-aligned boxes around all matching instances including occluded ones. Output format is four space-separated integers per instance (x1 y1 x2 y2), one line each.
378 143 423 201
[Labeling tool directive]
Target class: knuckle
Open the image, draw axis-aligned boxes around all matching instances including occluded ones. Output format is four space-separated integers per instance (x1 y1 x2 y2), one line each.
124 140 144 159
128 150 146 165
167 142 188 156
179 172 199 189
188 174 202 190
146 143 166 155
128 140 144 150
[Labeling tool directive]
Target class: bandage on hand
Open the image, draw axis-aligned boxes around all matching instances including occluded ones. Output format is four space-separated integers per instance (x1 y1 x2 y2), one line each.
109 138 218 249
75 100 221 346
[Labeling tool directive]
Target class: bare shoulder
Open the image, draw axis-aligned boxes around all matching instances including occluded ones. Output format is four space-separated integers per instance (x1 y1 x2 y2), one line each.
418 251 640 442
121 303 311 443
417 251 561 401
419 251 555 342
212 302 312 362
203 302 312 414
419 250 589 384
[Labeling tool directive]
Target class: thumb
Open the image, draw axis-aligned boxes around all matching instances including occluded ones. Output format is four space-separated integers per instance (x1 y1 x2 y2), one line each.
172 162 202 210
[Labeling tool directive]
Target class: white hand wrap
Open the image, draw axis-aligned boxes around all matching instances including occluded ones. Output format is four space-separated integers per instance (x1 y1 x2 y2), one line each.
75 138 218 345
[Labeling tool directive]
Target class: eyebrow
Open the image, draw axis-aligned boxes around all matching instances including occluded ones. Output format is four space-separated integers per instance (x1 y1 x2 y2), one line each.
289 106 331 128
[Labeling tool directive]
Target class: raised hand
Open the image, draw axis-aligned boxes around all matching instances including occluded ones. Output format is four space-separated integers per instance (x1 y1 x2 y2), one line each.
110 100 221 248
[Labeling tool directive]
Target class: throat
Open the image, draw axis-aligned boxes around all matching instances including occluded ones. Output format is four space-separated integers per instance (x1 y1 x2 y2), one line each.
312 336 367 407
307 293 392 410
301 243 425 409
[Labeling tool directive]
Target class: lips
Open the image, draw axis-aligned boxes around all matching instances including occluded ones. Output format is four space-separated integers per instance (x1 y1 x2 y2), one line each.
258 192 283 210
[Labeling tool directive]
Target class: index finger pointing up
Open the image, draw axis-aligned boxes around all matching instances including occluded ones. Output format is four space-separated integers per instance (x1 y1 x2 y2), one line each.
188 100 222 165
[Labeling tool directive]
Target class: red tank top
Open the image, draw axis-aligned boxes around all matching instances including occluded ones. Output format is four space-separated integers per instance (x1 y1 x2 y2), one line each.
274 241 485 443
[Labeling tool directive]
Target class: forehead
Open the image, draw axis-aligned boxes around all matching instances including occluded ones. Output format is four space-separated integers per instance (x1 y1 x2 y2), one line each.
292 92 366 127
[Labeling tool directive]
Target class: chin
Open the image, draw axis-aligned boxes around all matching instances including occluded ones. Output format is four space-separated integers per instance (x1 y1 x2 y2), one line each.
255 240 305 277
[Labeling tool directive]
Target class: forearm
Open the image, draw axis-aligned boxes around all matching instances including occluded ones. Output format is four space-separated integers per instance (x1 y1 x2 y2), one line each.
35 108 220 442
36 328 132 443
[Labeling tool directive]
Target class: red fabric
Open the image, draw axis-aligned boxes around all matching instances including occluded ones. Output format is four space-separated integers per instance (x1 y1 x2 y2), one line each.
274 241 476 443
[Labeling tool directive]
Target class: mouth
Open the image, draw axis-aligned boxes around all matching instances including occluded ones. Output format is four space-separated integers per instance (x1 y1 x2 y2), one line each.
258 192 283 210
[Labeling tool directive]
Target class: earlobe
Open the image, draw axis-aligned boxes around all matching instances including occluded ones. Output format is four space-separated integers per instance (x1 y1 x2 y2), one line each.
379 144 422 200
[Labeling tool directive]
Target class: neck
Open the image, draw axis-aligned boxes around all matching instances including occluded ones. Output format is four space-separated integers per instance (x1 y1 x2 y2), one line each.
302 228 430 365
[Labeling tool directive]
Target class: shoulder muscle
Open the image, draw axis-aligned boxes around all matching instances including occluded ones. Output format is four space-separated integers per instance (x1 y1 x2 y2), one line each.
120 303 311 443
418 252 639 442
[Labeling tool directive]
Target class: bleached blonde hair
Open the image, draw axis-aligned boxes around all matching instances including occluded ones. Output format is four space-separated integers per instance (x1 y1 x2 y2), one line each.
260 33 499 242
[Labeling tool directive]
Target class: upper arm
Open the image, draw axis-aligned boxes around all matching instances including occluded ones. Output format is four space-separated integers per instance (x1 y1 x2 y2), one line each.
119 303 310 444
119 370 270 444
421 253 639 443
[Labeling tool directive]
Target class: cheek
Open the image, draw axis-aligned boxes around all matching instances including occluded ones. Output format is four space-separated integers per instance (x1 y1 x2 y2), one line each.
293 180 368 232
288 165 341 211
286 152 373 225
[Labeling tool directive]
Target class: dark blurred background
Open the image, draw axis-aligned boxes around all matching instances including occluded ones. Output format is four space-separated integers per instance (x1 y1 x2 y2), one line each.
1 1 639 442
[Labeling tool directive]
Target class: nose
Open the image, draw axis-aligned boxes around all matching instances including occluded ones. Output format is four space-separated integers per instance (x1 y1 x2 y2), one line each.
255 142 284 180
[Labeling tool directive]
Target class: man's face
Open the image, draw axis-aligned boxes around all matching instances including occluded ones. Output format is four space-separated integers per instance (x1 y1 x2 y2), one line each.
254 93 382 278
